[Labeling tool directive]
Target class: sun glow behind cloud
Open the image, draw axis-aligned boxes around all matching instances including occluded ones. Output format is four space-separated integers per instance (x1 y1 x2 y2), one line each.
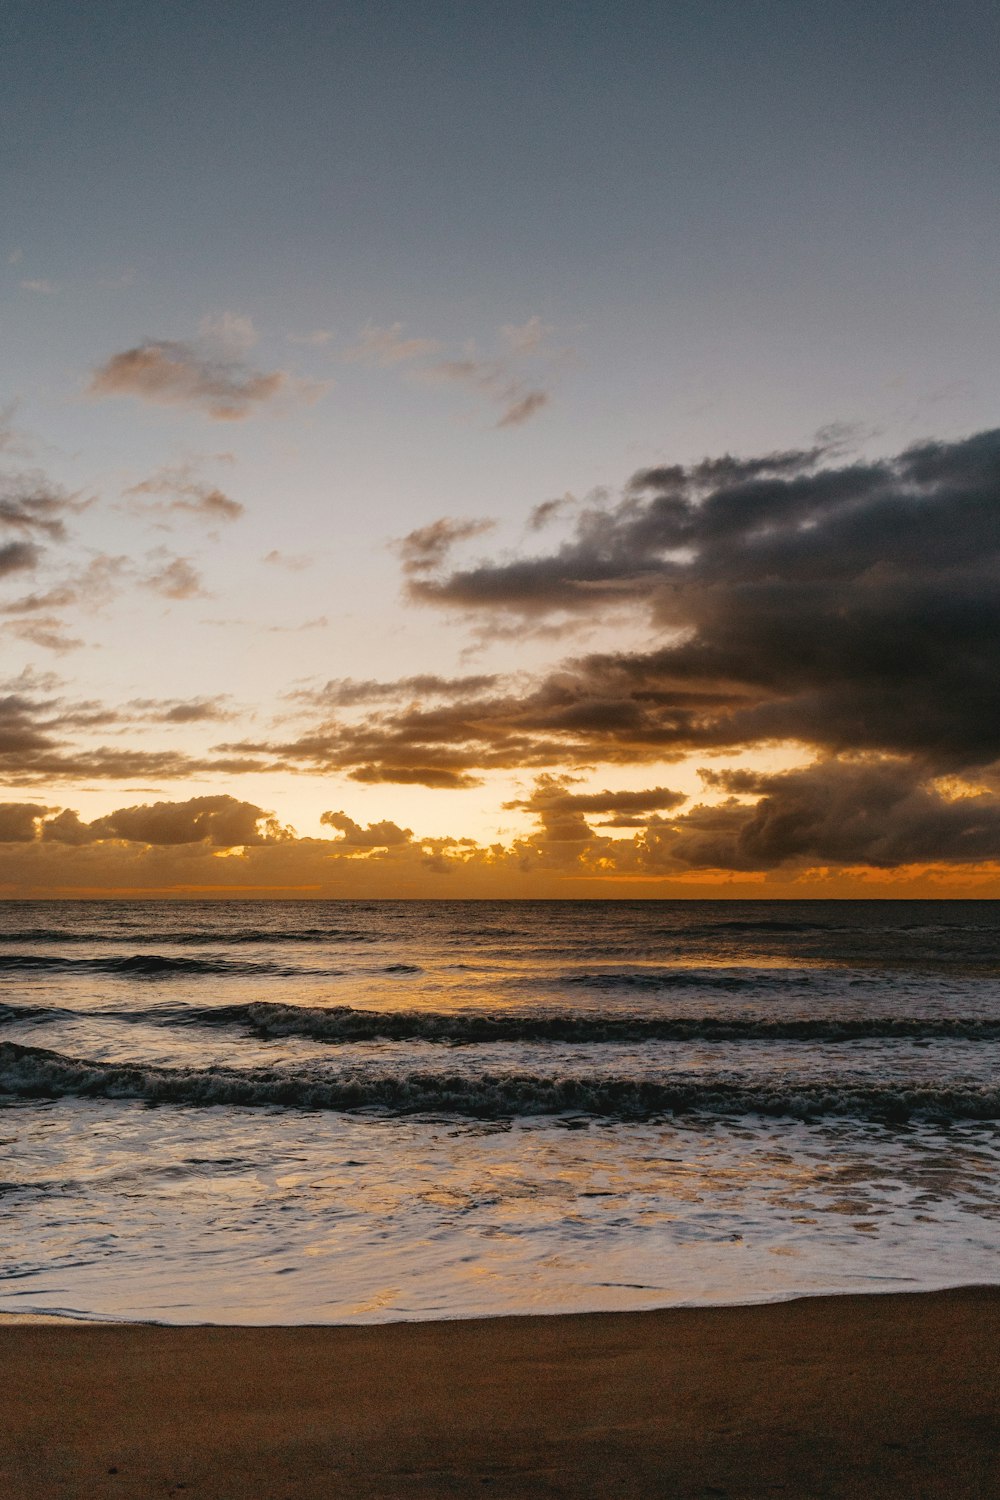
0 412 997 896
1 1 998 894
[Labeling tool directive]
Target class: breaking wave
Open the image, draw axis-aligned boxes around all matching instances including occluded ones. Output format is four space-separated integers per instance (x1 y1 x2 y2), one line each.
184 1003 1000 1046
5 996 1000 1044
3 998 1000 1046
1 1041 997 1122
0 927 377 946
0 953 321 978
563 968 817 991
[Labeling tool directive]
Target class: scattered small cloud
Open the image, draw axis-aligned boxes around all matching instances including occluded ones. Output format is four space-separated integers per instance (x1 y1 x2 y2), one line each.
344 322 440 366
336 316 560 428
0 549 130 654
497 389 548 428
394 516 495 576
0 473 80 540
89 313 327 421
0 403 36 460
20 278 59 295
262 550 312 571
288 329 336 346
0 553 128 618
295 672 500 707
420 356 549 428
266 616 329 633
528 493 577 531
126 695 233 724
124 463 244 524
4 616 86 653
144 555 203 600
500 316 554 354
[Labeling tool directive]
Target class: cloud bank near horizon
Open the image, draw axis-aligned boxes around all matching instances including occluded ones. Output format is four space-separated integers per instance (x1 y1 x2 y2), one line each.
0 425 997 893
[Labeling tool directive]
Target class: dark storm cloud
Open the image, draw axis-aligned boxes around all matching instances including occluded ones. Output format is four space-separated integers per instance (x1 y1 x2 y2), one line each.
505 778 687 819
638 759 1000 871
505 775 687 845
402 428 1000 771
495 759 1000 875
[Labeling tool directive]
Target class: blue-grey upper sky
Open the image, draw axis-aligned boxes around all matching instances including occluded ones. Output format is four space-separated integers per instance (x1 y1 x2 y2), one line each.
7 0 997 408
1 0 998 894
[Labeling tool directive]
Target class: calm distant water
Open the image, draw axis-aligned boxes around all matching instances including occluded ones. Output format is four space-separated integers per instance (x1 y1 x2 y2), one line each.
1 899 998 1324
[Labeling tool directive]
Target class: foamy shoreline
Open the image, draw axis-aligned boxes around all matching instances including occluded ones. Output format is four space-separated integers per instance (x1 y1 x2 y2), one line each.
2 1275 995 1327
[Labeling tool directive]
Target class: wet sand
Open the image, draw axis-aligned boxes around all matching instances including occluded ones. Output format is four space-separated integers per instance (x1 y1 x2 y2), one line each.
2 1286 998 1498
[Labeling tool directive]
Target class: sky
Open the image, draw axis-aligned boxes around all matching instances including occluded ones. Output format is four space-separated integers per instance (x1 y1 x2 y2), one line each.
1 0 998 896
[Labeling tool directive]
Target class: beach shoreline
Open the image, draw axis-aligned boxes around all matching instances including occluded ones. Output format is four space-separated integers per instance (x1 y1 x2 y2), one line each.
2 1285 997 1498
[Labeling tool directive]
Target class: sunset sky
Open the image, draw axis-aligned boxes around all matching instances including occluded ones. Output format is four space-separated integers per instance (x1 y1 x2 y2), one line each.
2 0 998 896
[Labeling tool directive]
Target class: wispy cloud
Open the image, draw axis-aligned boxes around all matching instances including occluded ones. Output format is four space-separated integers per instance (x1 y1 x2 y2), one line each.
343 322 440 366
0 473 80 540
394 516 495 576
262 549 312 571
144 554 204 600
124 463 244 524
294 672 500 708
126 695 233 724
500 316 554 354
337 316 561 428
419 356 549 428
528 493 577 530
265 615 329 633
0 554 127 617
4 617 86 654
288 328 336 346
89 313 326 421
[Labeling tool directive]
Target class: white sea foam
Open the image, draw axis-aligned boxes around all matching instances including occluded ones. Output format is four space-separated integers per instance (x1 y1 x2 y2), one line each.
0 897 998 1323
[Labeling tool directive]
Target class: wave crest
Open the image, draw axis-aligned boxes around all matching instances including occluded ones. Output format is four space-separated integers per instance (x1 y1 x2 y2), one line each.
1 1042 996 1122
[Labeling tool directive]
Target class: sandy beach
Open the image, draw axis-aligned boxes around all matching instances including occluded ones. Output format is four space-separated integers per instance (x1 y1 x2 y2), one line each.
1 1286 997 1498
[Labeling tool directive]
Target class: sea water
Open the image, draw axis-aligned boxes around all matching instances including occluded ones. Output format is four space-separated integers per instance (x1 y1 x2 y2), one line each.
0 899 998 1323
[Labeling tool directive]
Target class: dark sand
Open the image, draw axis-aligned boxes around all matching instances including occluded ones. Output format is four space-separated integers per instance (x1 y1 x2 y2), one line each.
2 1287 998 1498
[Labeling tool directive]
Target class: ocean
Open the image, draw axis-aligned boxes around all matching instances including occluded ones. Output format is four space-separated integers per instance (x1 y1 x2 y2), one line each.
1 899 998 1324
